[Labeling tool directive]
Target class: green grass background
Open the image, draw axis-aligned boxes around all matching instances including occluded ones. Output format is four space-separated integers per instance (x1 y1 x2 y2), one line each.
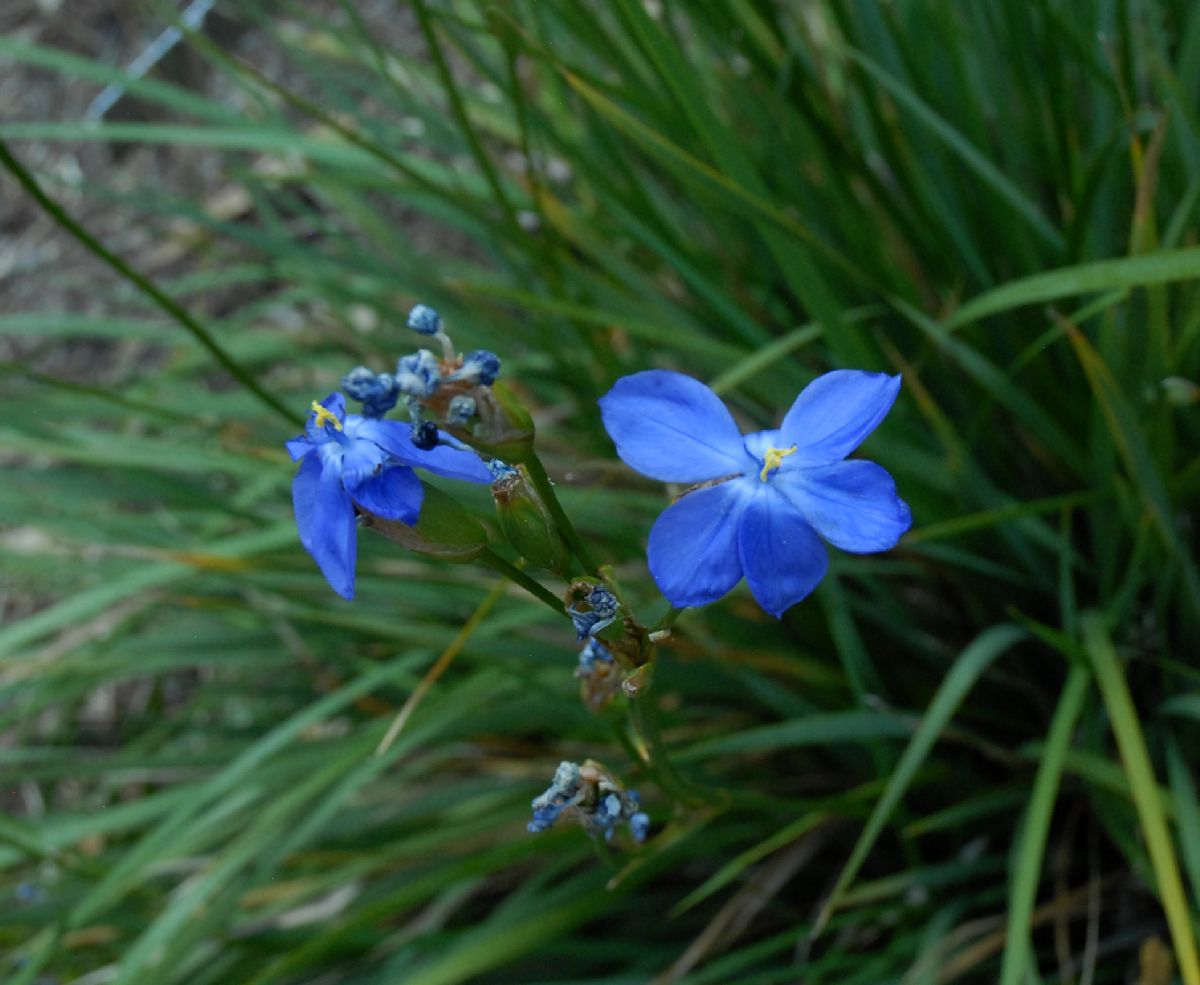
3 1 1200 982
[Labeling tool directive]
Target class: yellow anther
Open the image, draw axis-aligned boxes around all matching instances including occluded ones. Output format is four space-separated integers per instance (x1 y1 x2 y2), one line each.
759 444 797 482
310 400 343 431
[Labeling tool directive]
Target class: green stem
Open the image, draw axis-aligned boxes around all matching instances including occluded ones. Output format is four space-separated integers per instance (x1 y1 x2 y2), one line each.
523 453 600 575
628 692 712 808
653 606 683 633
0 139 298 428
476 548 565 617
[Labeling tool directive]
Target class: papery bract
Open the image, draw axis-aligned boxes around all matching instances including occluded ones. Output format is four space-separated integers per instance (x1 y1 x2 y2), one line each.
599 370 911 617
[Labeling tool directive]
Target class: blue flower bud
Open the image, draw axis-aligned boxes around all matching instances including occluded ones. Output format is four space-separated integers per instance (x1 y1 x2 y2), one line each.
567 584 619 640
407 303 443 336
628 811 650 842
341 366 400 418
451 349 501 386
447 394 477 424
395 349 442 398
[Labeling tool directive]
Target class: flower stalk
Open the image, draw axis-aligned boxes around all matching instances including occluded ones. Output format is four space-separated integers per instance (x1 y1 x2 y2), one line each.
522 452 600 576
476 548 567 617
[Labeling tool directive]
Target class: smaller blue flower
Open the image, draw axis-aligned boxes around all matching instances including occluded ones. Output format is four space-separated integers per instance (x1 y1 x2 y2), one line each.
395 349 442 398
341 366 400 419
600 369 911 617
449 349 502 386
407 303 443 336
287 392 492 599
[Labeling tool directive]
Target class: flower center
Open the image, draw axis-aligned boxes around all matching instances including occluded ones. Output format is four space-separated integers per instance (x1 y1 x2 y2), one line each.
759 444 797 482
311 400 343 432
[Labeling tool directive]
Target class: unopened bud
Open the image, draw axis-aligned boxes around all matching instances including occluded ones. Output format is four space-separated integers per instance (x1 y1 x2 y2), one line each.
492 463 571 575
406 303 442 336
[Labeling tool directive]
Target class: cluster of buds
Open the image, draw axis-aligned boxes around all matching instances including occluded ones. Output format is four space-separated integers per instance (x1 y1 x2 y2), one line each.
341 304 531 460
528 760 649 843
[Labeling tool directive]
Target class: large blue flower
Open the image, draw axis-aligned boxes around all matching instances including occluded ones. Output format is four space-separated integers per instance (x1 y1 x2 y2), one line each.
287 392 492 599
599 370 911 617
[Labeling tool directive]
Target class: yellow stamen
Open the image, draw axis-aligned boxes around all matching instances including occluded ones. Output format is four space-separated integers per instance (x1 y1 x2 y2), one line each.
311 400 343 431
759 444 797 482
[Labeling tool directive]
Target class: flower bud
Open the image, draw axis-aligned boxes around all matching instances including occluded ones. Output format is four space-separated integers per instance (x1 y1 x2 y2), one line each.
447 394 477 424
450 349 501 386
341 366 400 418
492 462 571 575
395 349 441 398
406 303 442 336
360 483 487 562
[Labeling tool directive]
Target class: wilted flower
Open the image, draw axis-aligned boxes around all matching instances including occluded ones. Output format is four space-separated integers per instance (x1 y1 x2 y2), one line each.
566 582 619 639
576 638 621 711
286 392 491 598
599 370 910 617
527 760 649 843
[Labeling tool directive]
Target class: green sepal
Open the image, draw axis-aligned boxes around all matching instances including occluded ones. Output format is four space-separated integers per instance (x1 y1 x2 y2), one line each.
360 483 488 563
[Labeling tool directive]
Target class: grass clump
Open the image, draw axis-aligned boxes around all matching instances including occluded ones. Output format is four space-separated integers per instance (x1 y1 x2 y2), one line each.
2 1 1200 982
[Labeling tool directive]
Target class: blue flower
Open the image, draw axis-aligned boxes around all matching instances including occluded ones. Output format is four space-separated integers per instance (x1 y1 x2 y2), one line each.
599 370 911 617
287 392 492 599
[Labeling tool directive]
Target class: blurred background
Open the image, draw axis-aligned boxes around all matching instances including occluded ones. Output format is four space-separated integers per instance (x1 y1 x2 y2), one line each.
3 1 1200 983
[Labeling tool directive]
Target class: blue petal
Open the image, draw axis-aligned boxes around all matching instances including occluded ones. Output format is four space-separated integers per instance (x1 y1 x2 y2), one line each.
737 490 828 618
780 461 911 552
335 441 387 489
600 370 749 483
293 454 357 599
292 453 323 554
347 465 423 523
286 436 313 461
779 371 901 466
647 481 747 607
355 419 491 483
